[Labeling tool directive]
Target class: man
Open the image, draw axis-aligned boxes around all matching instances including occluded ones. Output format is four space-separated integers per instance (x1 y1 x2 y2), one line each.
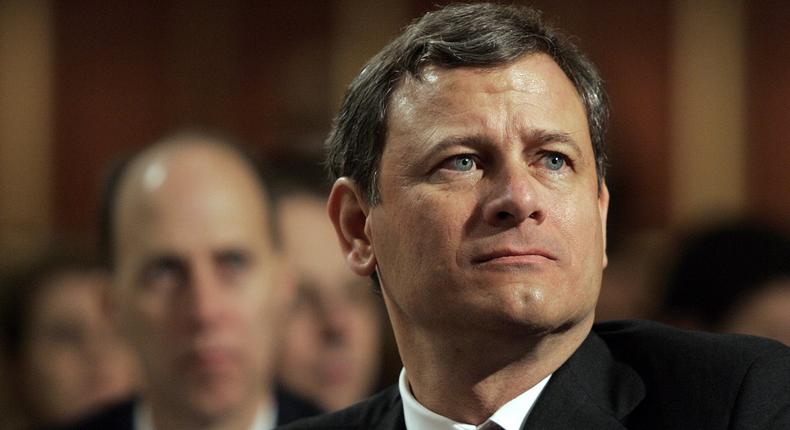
271 159 386 411
69 132 319 429
661 221 790 346
281 3 790 430
0 252 139 429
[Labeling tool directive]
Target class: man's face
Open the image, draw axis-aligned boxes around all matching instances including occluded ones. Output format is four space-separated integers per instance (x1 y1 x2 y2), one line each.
277 195 381 411
368 54 608 336
23 272 137 424
113 147 282 419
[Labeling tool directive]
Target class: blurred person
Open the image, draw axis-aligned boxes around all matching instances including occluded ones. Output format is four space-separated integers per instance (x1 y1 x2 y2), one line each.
661 220 790 345
0 252 139 429
68 131 319 429
281 3 790 429
270 158 386 411
724 277 790 346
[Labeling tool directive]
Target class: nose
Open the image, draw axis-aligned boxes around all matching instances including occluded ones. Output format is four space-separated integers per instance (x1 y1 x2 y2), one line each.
481 163 544 228
183 265 224 329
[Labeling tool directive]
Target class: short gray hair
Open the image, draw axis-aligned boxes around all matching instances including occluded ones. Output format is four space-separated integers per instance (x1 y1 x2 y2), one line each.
326 2 609 204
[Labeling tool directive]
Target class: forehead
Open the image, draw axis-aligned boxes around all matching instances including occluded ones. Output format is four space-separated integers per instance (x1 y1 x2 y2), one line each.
386 53 588 151
115 145 272 257
33 273 104 319
277 195 354 288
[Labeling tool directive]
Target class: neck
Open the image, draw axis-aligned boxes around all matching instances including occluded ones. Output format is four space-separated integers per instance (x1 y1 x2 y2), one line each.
144 390 271 430
395 314 593 425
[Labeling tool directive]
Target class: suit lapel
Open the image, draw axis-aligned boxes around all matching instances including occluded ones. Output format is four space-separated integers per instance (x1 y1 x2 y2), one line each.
373 399 406 430
522 331 645 430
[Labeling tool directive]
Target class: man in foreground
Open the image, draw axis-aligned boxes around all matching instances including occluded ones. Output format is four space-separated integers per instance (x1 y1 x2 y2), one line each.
70 132 318 429
281 3 790 429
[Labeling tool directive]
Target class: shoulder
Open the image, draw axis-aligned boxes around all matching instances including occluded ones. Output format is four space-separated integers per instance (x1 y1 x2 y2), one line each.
52 398 136 430
593 320 790 427
277 385 403 430
593 319 789 370
276 387 323 425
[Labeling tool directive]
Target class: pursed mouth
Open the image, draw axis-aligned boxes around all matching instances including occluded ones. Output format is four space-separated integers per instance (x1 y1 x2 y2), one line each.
472 249 557 265
181 345 237 371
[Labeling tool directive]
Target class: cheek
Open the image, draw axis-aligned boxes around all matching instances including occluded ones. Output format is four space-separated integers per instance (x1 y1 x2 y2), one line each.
29 349 80 396
354 313 381 355
284 312 319 347
553 189 602 242
551 196 603 273
123 299 161 341
242 282 283 357
394 193 469 253
281 322 320 367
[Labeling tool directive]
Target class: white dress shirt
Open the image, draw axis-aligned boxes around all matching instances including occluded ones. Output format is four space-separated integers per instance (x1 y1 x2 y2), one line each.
133 401 276 430
399 368 551 430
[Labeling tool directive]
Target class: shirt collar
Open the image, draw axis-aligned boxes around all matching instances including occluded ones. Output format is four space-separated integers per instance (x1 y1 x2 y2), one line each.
399 367 551 430
134 400 276 430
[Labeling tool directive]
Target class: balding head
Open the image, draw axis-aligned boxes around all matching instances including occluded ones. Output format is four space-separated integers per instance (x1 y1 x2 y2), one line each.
100 133 275 268
102 132 287 427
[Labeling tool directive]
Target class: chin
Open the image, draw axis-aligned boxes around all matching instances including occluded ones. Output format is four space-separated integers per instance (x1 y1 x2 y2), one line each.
187 380 248 420
189 396 243 422
478 286 593 335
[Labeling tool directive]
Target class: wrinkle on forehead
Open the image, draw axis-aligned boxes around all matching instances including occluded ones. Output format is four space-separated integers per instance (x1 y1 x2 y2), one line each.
394 54 584 124
384 54 591 175
410 55 554 98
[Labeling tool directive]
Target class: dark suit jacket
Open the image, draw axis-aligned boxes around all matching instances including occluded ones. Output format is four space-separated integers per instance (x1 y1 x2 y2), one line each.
57 388 321 430
278 320 790 429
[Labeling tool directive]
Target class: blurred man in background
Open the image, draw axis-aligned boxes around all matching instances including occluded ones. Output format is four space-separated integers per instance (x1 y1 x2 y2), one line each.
0 251 139 429
661 220 790 345
69 131 318 429
270 158 386 412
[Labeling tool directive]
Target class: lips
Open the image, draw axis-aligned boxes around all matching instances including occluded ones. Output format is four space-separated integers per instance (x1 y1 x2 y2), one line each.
472 248 557 265
181 345 237 374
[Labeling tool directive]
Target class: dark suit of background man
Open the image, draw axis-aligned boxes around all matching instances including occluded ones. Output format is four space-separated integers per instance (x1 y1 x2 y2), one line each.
280 3 790 430
65 132 318 429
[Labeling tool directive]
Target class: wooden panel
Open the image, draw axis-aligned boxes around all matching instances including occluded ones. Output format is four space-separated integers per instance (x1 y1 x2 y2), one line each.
52 1 333 238
52 1 171 238
0 0 53 265
670 0 747 227
746 1 790 232
236 0 333 154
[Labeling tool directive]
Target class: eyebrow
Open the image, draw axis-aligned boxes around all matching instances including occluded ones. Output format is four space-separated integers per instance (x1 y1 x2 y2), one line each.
430 129 583 156
138 253 185 273
526 130 582 154
429 135 490 154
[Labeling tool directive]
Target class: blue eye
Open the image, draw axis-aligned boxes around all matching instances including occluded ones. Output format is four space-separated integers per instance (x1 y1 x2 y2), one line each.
452 155 476 171
543 153 566 171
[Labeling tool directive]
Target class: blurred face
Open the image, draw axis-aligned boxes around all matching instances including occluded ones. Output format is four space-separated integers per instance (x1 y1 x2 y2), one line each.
22 271 137 424
113 146 283 420
723 278 790 346
278 195 381 411
368 54 609 336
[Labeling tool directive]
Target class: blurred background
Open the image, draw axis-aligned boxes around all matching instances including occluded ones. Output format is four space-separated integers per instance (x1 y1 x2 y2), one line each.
1 0 789 426
1 0 788 274
1 0 789 326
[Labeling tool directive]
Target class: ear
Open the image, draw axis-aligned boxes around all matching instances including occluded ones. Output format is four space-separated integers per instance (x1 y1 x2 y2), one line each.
598 181 610 269
327 177 377 277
